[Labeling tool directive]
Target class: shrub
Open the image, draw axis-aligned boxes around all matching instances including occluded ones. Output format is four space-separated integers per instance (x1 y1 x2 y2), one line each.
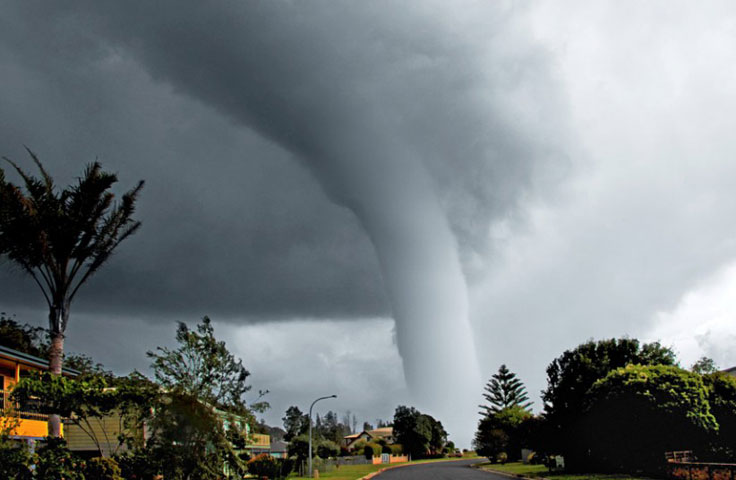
0 435 32 479
389 444 403 455
116 450 161 480
85 457 123 480
364 445 374 460
382 444 392 454
579 364 718 474
496 452 508 464
35 437 86 480
317 440 339 459
366 442 382 458
703 372 736 461
248 453 280 479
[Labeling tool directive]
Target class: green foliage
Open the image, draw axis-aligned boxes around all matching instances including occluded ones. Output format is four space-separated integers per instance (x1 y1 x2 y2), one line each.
389 444 403 455
115 449 162 480
702 372 736 460
480 364 532 416
578 364 717 474
0 435 32 479
0 313 47 357
382 444 392 454
692 356 719 375
246 453 293 479
392 405 447 458
475 406 532 462
0 151 143 337
542 338 677 461
35 437 86 480
317 439 340 459
248 453 280 479
148 316 263 413
282 405 309 442
363 444 376 460
287 434 311 462
85 457 123 480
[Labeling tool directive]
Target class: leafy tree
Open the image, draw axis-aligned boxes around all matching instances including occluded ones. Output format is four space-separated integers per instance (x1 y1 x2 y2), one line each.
287 434 311 462
692 356 719 375
317 439 340 459
702 372 736 460
392 406 445 458
0 313 47 357
541 338 676 460
143 317 267 479
148 316 268 414
282 406 309 442
0 151 143 436
474 406 532 462
578 364 717 474
479 364 532 416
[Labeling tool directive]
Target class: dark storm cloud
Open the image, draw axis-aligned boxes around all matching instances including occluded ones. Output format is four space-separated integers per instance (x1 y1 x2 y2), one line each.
0 2 390 319
0 1 564 323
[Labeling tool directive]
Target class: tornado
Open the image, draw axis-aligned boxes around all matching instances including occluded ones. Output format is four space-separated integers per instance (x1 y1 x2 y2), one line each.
53 0 555 442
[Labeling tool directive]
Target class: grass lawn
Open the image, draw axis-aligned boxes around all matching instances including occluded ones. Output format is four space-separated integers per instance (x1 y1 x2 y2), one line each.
475 462 658 480
288 457 473 480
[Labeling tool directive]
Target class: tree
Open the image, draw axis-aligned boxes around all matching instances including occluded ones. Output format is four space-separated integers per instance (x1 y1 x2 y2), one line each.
541 338 676 461
692 356 719 375
282 406 309 442
392 405 446 458
148 316 268 415
474 406 532 462
479 365 532 417
0 150 144 436
143 316 269 479
0 313 47 357
578 364 717 474
702 372 736 460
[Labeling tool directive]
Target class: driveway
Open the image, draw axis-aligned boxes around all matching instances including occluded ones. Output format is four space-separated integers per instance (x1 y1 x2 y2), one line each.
375 459 507 480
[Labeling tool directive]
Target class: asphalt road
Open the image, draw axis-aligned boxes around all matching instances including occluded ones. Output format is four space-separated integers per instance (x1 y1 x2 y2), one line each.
376 459 507 480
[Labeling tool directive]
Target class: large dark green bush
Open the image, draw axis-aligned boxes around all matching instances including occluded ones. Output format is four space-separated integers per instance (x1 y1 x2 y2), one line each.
0 435 32 479
474 406 532 462
317 440 340 459
578 364 717 474
363 444 375 460
248 454 280 479
702 372 736 461
85 457 123 480
542 338 677 464
35 437 86 480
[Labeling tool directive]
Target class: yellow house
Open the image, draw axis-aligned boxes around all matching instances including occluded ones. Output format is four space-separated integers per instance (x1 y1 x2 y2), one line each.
0 344 79 440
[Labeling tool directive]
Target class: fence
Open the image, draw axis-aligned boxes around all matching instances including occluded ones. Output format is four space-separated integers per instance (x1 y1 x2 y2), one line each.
667 461 736 480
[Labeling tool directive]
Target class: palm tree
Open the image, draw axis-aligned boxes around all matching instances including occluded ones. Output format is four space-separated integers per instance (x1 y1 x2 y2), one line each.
0 147 143 436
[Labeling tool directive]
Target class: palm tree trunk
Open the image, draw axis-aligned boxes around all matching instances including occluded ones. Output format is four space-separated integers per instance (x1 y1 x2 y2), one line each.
47 303 68 438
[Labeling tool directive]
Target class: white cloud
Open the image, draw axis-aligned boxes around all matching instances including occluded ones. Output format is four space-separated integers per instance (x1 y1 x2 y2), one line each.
646 261 736 370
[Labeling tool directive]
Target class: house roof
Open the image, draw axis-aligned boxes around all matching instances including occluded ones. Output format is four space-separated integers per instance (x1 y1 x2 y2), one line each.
0 344 80 376
368 427 393 437
723 366 736 376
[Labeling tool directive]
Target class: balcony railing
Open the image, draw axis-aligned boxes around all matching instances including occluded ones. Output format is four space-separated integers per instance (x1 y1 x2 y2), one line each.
1 390 50 421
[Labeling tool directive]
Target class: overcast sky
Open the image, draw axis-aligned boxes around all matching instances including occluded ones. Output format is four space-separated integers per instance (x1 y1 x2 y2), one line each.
2 1 736 447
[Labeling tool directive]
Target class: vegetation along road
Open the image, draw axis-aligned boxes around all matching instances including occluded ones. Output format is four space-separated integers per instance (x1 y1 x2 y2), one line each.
376 459 502 480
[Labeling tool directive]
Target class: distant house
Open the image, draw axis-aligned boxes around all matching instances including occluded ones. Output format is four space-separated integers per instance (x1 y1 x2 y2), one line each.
270 439 288 458
0 344 79 442
343 427 395 450
723 366 736 378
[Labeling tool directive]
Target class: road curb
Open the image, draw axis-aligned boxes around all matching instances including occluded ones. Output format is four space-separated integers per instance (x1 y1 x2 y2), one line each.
362 458 478 479
470 463 549 480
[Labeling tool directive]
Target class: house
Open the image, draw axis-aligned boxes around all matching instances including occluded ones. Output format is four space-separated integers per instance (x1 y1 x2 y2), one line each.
343 427 395 450
270 439 288 458
0 344 79 442
723 366 736 378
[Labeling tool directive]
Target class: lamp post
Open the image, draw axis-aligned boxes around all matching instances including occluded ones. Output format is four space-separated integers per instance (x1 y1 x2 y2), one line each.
309 394 337 477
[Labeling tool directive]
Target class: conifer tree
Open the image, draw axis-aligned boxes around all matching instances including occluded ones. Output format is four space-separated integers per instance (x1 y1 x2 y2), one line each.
479 364 532 417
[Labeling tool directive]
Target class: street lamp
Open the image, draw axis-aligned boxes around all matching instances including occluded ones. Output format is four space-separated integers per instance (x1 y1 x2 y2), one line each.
309 394 337 477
